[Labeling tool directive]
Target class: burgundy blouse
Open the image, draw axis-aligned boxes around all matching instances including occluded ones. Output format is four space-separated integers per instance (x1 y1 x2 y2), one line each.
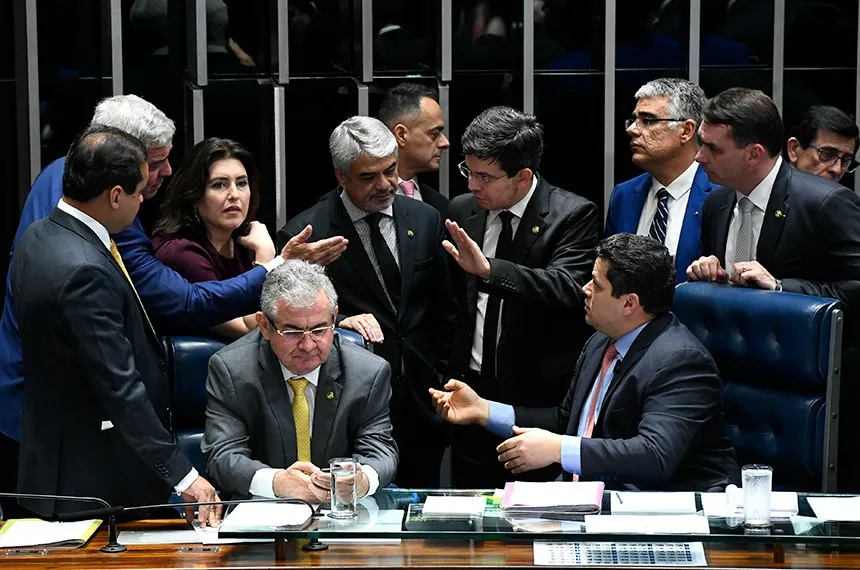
152 233 255 282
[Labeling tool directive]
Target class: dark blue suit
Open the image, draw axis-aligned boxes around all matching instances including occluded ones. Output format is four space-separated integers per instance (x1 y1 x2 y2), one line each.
0 158 267 444
605 165 713 282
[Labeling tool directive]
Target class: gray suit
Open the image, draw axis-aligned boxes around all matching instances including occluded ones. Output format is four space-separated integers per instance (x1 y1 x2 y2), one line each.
202 331 398 495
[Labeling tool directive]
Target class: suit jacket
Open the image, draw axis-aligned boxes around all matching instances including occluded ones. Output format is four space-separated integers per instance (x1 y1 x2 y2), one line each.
417 181 449 219
276 193 457 423
516 313 739 491
605 164 713 282
202 332 398 494
701 161 860 315
12 209 192 516
0 157 265 443
447 176 599 406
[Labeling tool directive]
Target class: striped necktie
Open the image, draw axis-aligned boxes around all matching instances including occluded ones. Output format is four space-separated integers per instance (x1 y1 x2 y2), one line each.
648 188 669 244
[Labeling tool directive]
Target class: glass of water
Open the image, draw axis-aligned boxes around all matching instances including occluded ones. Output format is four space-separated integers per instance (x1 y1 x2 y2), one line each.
742 464 772 528
328 457 358 519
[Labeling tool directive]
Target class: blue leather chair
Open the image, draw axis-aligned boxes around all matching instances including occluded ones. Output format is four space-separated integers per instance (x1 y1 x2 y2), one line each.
673 282 843 492
164 328 368 478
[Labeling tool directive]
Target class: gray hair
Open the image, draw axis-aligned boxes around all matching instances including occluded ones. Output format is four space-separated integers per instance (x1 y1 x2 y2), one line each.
90 94 175 148
260 260 338 319
329 115 397 175
635 78 706 128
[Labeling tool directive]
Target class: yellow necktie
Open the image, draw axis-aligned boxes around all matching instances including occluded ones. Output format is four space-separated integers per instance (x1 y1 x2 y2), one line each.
109 239 134 288
288 377 311 462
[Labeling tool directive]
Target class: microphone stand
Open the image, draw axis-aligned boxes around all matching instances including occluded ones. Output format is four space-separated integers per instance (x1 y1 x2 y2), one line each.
0 492 127 553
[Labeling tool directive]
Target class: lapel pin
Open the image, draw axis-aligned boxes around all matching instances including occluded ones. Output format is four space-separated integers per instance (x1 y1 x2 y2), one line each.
327 391 335 400
407 229 414 238
694 211 699 217
531 225 540 234
775 210 785 219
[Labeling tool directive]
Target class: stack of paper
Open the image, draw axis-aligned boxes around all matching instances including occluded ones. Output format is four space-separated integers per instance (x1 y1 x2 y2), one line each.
0 518 101 548
584 514 710 535
700 485 798 518
219 501 314 533
806 496 860 521
610 492 696 515
421 496 486 518
501 481 605 516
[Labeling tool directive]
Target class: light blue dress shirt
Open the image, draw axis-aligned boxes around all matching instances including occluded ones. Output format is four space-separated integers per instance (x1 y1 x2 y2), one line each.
486 322 648 476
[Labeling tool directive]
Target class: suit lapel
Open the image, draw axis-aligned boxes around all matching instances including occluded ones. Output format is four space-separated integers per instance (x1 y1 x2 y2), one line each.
713 190 735 266
566 337 610 433
393 197 416 319
755 162 791 268
311 339 344 463
625 175 652 234
508 177 549 263
258 340 298 465
675 166 710 278
462 204 488 316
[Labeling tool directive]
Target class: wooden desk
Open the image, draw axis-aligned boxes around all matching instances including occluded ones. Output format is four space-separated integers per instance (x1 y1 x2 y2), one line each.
3 521 860 569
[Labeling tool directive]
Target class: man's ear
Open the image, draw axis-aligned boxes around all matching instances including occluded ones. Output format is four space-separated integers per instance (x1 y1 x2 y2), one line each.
332 305 339 323
746 143 767 164
256 312 271 339
786 137 802 164
108 185 123 210
516 168 534 189
623 292 641 317
679 119 697 144
334 168 349 188
393 123 409 146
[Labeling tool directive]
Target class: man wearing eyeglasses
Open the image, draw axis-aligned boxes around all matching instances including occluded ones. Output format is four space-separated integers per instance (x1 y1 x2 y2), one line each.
605 78 713 283
202 260 398 500
786 105 859 183
443 106 599 488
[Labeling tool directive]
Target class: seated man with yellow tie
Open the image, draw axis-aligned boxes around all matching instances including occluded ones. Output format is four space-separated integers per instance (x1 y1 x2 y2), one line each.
431 234 739 491
202 260 398 501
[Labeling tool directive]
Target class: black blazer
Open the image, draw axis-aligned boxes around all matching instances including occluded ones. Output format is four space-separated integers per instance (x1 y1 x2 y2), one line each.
447 176 599 407
277 192 457 422
417 181 449 219
12 209 191 516
701 161 860 314
516 313 739 491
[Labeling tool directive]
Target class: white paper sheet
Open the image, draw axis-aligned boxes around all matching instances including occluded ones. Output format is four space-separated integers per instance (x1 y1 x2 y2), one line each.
219 501 314 532
0 519 101 548
610 492 696 515
584 514 710 535
807 496 860 521
700 487 798 518
422 496 486 516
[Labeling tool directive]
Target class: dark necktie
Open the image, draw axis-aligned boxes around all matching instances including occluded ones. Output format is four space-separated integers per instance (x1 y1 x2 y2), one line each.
648 188 669 244
365 212 401 310
481 210 514 381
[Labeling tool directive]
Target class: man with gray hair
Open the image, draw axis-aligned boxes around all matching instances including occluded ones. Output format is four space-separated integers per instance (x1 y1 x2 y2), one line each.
277 116 456 488
605 77 714 282
203 260 398 499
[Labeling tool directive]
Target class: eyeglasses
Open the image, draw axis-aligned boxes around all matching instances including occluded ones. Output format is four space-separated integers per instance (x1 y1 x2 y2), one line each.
458 161 506 185
268 318 335 342
624 116 686 130
807 143 859 172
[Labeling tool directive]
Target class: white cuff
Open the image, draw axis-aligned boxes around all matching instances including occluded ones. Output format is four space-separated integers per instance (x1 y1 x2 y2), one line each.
174 468 199 494
262 256 285 272
249 468 283 498
361 464 380 497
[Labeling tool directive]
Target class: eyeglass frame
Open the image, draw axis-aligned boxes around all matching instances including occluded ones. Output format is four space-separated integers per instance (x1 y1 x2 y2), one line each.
458 160 508 185
266 316 335 342
624 116 688 130
806 143 859 172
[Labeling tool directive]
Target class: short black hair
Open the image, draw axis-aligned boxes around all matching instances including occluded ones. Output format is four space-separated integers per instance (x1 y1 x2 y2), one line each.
596 233 675 316
703 88 784 158
63 124 148 202
378 83 439 128
788 105 859 152
461 106 544 176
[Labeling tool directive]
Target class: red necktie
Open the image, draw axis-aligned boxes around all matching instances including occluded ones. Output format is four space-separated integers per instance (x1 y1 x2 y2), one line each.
572 343 618 481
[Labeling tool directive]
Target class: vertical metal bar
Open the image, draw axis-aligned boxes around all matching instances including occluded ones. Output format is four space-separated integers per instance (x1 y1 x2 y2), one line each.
357 83 369 116
273 86 287 228
688 0 701 84
855 5 860 194
108 0 123 94
361 0 373 83
823 310 843 492
190 87 204 144
440 0 452 82
14 0 40 204
438 82 450 198
772 0 785 113
522 0 534 114
603 0 617 218
187 0 208 86
276 0 289 84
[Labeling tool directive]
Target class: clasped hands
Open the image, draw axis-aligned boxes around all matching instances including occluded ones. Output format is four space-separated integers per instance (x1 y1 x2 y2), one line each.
273 461 370 503
686 255 779 290
428 380 562 474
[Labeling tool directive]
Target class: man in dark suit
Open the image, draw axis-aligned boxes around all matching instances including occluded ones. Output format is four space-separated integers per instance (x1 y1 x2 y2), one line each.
606 78 713 282
688 87 860 491
11 126 221 522
432 234 739 490
378 83 450 216
202 260 397 500
443 106 599 487
276 116 455 488
786 105 859 184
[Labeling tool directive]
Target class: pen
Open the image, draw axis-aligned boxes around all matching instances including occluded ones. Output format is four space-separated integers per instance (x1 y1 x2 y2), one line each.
615 492 623 504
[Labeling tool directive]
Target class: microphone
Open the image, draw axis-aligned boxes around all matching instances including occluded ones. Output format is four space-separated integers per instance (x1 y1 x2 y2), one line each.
0 492 127 553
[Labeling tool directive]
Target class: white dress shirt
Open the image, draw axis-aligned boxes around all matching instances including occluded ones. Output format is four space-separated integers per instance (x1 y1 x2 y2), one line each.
634 160 698 256
249 364 380 498
57 199 200 494
469 174 538 372
724 156 782 269
396 176 424 202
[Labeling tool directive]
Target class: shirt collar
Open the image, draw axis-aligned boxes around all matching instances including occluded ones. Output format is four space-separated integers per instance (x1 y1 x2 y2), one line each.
612 320 649 359
340 189 394 222
736 156 782 212
488 173 538 223
279 362 321 388
56 198 111 250
649 160 698 200
397 175 418 187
